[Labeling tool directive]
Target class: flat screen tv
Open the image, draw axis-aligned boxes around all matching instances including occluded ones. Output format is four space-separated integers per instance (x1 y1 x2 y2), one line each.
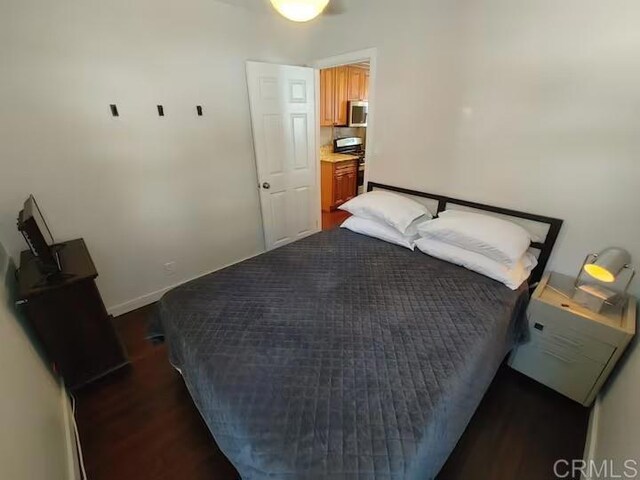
17 195 61 274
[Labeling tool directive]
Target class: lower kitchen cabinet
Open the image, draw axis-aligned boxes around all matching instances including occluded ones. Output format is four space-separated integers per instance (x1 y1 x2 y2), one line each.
321 159 358 212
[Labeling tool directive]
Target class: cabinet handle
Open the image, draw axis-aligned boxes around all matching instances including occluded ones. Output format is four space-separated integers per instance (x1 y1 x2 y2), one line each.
541 349 574 364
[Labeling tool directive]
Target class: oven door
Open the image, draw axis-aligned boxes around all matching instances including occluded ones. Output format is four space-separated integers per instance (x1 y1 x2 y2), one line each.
357 163 365 195
349 101 368 127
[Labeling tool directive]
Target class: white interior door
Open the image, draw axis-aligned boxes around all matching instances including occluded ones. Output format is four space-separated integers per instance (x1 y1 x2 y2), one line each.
246 61 319 251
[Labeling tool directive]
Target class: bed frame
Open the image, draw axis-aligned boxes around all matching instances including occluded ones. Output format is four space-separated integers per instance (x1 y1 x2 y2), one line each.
367 182 564 285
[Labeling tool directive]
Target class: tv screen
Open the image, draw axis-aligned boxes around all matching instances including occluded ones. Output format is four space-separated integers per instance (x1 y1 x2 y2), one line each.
24 195 55 247
17 195 60 273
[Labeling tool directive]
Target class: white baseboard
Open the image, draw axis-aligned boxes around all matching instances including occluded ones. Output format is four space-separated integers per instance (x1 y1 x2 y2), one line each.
582 395 601 478
61 384 81 480
107 285 171 317
106 250 264 317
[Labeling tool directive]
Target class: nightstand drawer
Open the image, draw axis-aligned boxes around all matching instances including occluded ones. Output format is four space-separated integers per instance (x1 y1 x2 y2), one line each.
528 303 616 365
511 340 604 404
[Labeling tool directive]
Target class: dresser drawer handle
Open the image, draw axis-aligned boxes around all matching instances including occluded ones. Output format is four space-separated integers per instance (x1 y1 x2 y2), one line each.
548 333 583 348
541 349 574 364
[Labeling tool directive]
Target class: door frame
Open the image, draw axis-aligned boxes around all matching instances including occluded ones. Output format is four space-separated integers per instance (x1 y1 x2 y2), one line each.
312 48 378 213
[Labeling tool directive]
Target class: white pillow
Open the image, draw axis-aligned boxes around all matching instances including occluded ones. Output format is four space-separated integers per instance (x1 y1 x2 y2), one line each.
341 216 417 250
439 209 546 243
404 216 431 237
339 191 433 235
415 237 537 290
417 211 531 268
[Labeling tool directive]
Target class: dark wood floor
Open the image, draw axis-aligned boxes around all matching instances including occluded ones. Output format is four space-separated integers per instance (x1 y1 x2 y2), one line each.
322 209 351 230
76 305 589 480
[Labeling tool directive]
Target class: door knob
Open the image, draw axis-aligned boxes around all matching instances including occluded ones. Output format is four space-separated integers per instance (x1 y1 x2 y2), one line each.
262 182 271 189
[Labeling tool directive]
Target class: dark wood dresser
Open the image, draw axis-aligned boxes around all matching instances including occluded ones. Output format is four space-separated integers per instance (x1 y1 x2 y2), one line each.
17 238 129 389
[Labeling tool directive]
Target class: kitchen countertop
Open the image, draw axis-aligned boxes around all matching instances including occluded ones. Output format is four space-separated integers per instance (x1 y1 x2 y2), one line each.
320 152 360 164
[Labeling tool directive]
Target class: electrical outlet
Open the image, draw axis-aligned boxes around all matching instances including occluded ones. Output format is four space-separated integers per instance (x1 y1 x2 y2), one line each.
163 261 176 276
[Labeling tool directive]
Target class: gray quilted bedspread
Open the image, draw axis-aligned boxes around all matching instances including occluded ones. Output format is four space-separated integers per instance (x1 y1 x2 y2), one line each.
148 228 527 479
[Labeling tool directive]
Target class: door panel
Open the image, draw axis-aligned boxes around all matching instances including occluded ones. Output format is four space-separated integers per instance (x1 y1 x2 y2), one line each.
345 172 356 202
270 191 289 244
259 77 278 99
293 186 313 236
334 173 346 207
288 79 307 103
246 62 319 250
291 114 309 170
263 114 285 174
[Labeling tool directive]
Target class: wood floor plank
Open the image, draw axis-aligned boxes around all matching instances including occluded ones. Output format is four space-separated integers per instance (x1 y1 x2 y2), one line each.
75 304 588 480
322 210 351 230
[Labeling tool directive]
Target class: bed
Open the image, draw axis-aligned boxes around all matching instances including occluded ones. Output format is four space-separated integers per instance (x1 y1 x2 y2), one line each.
148 183 563 479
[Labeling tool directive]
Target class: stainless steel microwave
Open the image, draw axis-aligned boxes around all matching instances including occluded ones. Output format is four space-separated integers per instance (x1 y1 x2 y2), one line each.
348 101 368 127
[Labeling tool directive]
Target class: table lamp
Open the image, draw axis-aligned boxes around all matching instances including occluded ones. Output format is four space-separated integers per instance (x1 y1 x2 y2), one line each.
574 247 635 312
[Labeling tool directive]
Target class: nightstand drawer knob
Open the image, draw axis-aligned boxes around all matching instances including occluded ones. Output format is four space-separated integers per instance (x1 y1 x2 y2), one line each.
534 322 544 331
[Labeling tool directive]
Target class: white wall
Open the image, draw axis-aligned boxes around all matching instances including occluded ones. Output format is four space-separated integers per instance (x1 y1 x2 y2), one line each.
589 331 640 474
0 241 73 480
0 0 311 313
304 0 640 297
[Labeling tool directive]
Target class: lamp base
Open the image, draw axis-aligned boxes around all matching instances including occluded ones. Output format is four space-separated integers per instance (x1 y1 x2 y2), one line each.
546 272 625 315
573 289 607 313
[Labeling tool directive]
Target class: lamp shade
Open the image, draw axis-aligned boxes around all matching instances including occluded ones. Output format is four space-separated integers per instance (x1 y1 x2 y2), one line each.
583 247 631 283
270 0 330 22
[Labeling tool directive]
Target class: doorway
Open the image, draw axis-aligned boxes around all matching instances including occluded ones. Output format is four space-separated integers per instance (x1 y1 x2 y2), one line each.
313 49 377 231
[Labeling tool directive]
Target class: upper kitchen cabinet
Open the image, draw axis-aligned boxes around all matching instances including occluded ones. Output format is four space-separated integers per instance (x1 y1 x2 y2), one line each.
361 69 370 101
320 65 369 127
320 68 335 127
334 66 350 126
348 66 369 101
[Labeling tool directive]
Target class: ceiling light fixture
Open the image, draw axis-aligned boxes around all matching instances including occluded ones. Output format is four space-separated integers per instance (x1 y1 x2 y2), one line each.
270 0 330 22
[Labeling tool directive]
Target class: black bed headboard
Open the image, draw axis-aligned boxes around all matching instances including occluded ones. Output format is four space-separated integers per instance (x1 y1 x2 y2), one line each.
367 182 564 285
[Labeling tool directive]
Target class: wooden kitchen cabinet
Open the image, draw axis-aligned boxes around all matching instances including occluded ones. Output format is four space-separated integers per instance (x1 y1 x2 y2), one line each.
348 67 364 101
320 68 335 127
320 65 368 126
334 66 349 126
335 170 357 206
321 159 358 211
347 66 369 101
361 69 370 101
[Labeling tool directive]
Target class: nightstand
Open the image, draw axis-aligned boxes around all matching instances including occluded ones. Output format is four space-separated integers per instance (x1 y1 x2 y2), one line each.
509 272 636 406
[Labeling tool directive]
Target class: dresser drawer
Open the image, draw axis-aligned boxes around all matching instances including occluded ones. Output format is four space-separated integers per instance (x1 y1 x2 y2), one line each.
528 303 616 365
510 339 604 404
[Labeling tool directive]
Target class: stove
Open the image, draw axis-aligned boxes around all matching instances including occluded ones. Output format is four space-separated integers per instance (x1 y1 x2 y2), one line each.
334 137 366 194
334 137 365 165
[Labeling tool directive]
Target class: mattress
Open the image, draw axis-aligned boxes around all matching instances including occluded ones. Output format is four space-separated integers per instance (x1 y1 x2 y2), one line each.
148 228 528 479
